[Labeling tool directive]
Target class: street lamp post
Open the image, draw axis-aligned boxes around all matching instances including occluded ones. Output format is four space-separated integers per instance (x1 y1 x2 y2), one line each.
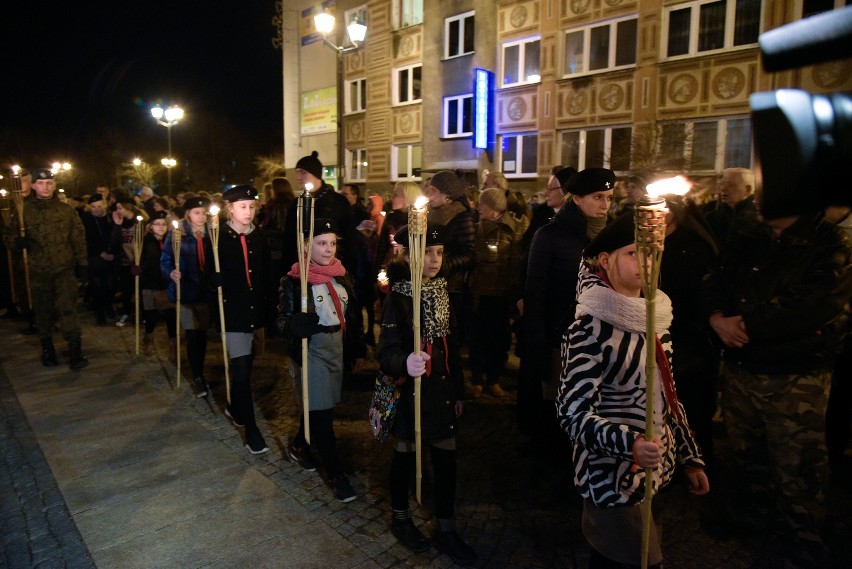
313 12 367 188
151 105 184 194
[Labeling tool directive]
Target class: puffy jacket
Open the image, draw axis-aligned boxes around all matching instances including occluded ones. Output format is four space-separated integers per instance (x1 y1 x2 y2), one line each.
160 220 212 304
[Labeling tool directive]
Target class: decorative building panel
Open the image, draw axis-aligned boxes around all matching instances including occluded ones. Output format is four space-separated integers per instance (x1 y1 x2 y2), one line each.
392 105 423 140
344 116 365 145
498 1 540 38
392 27 422 64
496 88 539 130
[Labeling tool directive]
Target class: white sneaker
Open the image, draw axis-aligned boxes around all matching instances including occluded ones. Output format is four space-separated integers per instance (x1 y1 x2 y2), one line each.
115 314 129 327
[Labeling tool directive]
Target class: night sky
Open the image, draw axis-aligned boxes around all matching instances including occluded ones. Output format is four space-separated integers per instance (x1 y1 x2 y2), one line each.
2 0 283 183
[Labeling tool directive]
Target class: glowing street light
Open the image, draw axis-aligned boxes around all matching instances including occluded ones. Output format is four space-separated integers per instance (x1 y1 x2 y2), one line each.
312 11 368 187
150 103 184 194
161 157 177 168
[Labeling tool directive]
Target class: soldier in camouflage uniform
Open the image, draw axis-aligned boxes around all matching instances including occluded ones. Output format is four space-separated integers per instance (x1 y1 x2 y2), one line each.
1 170 36 330
703 208 852 566
2 168 89 370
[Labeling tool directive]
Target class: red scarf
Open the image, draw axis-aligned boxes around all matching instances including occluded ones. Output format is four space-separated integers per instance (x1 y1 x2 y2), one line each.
287 258 348 334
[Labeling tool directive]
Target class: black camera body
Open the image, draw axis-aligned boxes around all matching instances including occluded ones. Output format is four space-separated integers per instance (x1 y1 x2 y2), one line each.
750 6 852 219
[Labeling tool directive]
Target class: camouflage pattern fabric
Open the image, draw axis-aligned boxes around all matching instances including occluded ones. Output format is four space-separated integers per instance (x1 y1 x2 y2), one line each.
32 269 80 341
721 362 830 549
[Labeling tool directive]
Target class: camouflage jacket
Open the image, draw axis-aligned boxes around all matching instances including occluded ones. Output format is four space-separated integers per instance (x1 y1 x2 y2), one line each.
2 193 87 275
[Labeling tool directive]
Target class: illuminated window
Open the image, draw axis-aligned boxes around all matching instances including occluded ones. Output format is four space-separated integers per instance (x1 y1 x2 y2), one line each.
664 0 761 58
501 37 541 87
393 64 422 105
346 148 367 182
558 126 632 172
563 16 637 77
345 78 366 114
391 145 422 180
445 11 475 59
499 133 538 177
443 95 473 138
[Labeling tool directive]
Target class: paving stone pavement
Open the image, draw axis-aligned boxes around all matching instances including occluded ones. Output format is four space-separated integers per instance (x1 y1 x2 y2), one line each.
1 309 851 568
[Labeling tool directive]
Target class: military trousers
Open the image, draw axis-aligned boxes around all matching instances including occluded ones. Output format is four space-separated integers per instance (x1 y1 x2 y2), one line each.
32 268 81 341
720 362 830 547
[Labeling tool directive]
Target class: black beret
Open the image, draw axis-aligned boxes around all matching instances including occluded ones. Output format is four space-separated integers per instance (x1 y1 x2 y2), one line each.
565 167 616 197
184 196 211 211
31 168 53 181
148 211 169 222
392 223 447 249
309 217 337 237
583 213 635 260
87 194 105 204
554 167 577 192
223 184 258 202
429 170 467 201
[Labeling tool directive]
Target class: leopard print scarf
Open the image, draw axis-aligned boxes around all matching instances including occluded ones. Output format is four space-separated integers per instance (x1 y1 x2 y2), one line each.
391 277 451 342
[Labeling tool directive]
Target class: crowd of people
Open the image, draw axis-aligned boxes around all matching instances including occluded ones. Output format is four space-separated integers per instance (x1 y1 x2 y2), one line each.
1 155 850 568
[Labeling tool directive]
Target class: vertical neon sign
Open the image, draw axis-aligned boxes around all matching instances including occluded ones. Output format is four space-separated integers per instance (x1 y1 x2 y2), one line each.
473 68 494 150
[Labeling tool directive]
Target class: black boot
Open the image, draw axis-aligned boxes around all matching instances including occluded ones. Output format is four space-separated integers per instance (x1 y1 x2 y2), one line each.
41 338 59 367
68 339 89 370
391 513 430 553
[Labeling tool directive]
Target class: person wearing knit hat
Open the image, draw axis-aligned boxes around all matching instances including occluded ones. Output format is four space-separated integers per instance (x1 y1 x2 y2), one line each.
284 151 359 273
212 183 272 454
423 170 476 339
557 207 707 569
520 167 615 448
469 186 517 399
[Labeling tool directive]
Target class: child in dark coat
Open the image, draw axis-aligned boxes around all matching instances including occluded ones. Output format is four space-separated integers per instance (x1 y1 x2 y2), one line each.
377 223 477 566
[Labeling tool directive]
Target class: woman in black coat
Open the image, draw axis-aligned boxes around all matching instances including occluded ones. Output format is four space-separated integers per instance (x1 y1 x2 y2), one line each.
139 211 176 355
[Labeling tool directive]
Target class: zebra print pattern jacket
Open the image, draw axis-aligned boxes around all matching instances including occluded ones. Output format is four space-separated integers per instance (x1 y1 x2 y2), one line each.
556 267 704 508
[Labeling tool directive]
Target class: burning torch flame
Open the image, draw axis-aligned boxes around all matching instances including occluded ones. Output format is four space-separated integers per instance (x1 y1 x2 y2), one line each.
646 176 691 199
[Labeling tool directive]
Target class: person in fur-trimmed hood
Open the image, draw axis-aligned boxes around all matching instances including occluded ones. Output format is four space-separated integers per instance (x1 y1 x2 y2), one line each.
555 213 709 568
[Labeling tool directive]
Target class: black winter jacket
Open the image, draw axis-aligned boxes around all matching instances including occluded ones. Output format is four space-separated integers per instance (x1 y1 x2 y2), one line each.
703 213 852 374
378 261 464 442
282 183 358 271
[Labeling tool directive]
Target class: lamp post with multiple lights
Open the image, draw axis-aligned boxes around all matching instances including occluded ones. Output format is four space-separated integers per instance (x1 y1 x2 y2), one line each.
313 12 367 187
150 104 184 194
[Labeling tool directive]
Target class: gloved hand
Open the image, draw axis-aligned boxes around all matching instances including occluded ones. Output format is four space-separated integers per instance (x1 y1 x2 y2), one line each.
289 312 321 338
14 236 30 252
209 272 223 289
130 265 142 277
406 352 431 377
75 265 89 281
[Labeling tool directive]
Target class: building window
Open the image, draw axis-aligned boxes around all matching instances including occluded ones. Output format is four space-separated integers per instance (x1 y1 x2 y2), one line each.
344 4 367 33
345 78 366 114
346 148 367 182
659 117 752 171
445 11 475 59
558 126 632 172
392 144 422 180
499 133 538 177
802 0 850 17
563 16 637 77
501 37 541 87
393 64 422 105
664 0 761 59
392 0 423 29
443 95 473 138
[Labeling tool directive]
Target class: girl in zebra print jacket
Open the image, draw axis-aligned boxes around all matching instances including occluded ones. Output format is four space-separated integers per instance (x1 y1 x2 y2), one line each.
556 214 709 567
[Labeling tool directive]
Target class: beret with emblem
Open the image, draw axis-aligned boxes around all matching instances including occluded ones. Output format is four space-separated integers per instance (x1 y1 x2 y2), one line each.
147 210 169 222
223 184 258 202
392 223 447 249
583 212 634 260
184 196 211 211
87 194 105 204
31 168 54 181
565 167 616 197
309 217 337 238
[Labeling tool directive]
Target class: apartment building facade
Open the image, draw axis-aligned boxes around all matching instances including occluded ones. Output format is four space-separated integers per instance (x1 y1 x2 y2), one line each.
281 0 852 194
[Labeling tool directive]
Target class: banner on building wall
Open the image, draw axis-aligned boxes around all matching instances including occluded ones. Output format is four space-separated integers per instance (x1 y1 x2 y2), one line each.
300 87 338 135
300 0 337 46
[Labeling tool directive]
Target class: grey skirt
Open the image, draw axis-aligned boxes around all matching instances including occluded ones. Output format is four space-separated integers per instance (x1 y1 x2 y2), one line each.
582 499 663 565
179 303 210 331
225 331 254 359
288 330 343 412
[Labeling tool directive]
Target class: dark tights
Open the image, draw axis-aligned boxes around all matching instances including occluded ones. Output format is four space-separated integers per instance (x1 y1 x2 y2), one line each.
185 329 208 379
390 446 456 520
294 409 342 479
143 308 176 337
